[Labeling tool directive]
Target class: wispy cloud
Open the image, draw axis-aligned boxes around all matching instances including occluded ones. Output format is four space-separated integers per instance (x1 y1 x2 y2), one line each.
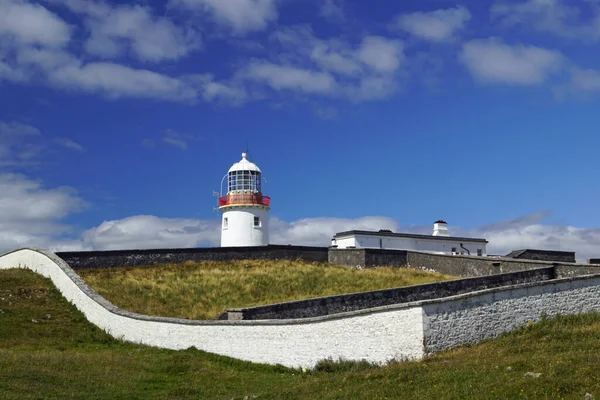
250 26 405 101
490 0 590 40
168 0 278 34
0 0 71 47
460 38 565 85
319 0 345 22
0 121 43 167
392 6 471 42
55 137 84 152
49 0 202 62
162 129 192 150
0 173 87 252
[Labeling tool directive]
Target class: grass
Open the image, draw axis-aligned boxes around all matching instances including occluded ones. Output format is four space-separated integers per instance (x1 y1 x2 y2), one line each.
77 260 457 319
2 268 600 399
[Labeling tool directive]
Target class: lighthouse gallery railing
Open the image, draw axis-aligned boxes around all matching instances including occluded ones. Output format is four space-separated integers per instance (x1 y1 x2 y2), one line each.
219 194 271 207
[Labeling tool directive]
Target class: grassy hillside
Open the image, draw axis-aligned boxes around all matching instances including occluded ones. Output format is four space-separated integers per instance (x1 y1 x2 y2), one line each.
2 268 600 399
78 260 456 319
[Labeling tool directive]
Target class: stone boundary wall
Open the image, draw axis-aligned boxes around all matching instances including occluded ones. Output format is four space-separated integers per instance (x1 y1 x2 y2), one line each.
56 245 329 269
422 276 600 354
2 248 600 369
327 249 409 268
328 249 600 278
225 267 555 320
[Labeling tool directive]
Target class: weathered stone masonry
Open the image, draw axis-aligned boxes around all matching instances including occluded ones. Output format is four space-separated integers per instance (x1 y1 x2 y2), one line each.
57 245 329 269
328 248 600 278
224 267 555 320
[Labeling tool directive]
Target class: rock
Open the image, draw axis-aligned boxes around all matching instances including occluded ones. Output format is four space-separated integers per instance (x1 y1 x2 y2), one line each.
585 393 593 400
524 372 542 378
31 319 39 323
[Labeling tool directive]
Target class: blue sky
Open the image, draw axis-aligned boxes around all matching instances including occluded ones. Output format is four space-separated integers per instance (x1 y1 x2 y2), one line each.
2 0 600 260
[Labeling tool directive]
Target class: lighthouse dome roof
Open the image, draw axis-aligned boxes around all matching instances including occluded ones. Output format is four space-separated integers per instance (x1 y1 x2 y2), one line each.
228 152 262 173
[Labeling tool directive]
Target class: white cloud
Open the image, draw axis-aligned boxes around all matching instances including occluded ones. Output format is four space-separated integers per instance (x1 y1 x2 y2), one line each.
393 6 471 42
319 0 345 22
49 61 198 101
170 0 277 34
162 129 191 150
459 212 600 263
0 60 28 83
50 0 201 62
460 38 565 85
0 173 86 253
0 121 43 167
81 215 220 250
490 0 586 38
243 62 337 94
569 68 600 92
0 0 71 47
55 138 84 152
201 80 247 104
310 42 362 76
259 27 405 101
355 36 404 74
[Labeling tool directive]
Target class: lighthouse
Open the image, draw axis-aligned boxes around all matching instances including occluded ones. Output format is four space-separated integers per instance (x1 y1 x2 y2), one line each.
218 152 270 247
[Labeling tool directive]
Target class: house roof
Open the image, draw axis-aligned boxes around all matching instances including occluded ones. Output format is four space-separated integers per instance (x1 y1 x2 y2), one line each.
334 230 488 244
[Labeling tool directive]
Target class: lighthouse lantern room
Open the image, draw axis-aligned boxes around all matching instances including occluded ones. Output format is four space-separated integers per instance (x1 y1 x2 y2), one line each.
218 152 270 247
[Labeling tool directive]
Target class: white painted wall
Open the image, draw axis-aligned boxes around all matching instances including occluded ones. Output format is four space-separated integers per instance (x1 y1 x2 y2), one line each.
336 234 487 256
0 248 424 368
333 237 356 248
221 208 269 247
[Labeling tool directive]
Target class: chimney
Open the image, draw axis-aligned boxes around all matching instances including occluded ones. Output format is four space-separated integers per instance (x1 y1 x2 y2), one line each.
433 220 449 237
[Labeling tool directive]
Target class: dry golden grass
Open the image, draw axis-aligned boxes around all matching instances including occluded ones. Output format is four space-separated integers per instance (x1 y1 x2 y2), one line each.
78 260 456 320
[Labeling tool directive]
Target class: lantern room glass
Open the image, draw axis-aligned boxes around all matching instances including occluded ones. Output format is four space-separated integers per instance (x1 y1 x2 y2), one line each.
228 170 261 193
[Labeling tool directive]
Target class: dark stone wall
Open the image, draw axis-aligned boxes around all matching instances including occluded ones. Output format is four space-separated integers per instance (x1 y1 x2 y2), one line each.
328 249 366 268
364 249 409 267
56 245 329 270
510 249 576 263
328 249 600 279
406 252 547 277
329 249 409 268
225 267 556 320
555 265 600 277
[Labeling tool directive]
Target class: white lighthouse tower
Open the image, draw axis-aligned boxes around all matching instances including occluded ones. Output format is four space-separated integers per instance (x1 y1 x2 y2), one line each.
218 152 270 247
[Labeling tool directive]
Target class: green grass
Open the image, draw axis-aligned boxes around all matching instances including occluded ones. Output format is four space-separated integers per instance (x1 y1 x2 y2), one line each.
77 260 457 319
2 269 600 399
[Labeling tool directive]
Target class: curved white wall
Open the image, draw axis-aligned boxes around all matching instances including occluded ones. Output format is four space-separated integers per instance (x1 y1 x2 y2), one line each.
0 248 423 368
2 248 600 369
221 208 269 247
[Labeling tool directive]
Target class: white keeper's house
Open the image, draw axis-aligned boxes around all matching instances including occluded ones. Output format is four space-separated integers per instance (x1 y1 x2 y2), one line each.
331 220 488 256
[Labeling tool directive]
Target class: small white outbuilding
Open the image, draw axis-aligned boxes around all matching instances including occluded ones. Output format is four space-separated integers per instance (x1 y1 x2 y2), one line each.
331 220 488 256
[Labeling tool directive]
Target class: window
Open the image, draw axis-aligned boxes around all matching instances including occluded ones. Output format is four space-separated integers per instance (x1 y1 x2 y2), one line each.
477 249 483 257
254 216 260 227
228 170 262 192
451 247 457 253
223 218 228 229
